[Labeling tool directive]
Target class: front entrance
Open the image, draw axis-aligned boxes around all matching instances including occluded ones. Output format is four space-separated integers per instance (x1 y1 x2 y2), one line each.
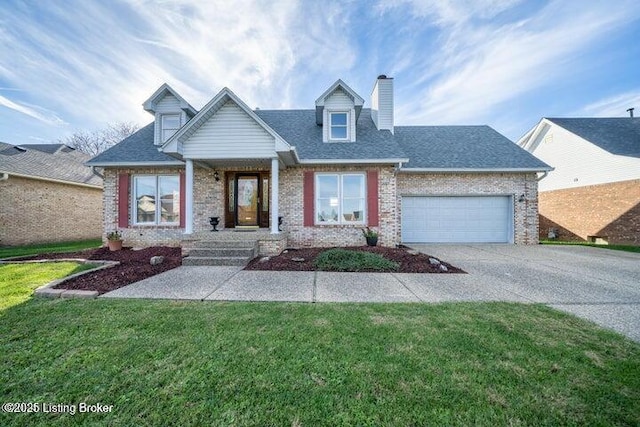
225 172 270 228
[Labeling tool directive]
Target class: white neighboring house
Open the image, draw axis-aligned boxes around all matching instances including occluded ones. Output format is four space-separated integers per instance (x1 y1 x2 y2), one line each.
518 117 640 245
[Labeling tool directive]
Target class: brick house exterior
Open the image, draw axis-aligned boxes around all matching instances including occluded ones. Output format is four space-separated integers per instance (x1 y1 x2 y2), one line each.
90 77 550 254
0 143 102 246
518 118 640 245
538 180 640 245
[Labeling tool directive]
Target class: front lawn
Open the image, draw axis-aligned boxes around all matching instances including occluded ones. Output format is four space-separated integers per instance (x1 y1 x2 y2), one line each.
0 263 97 310
1 299 638 426
0 239 102 259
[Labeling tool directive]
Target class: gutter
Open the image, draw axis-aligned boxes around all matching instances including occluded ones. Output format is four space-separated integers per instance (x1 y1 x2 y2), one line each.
297 158 409 165
536 171 550 181
398 167 553 173
85 161 185 167
0 170 102 189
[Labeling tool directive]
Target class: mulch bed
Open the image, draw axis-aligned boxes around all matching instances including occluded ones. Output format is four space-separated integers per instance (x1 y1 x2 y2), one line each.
245 246 465 273
16 247 182 295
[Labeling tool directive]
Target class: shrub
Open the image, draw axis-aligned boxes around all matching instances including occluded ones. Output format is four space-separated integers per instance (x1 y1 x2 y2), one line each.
313 248 399 272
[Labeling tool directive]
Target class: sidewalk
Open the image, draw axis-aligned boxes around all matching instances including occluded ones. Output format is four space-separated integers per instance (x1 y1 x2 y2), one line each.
102 266 514 303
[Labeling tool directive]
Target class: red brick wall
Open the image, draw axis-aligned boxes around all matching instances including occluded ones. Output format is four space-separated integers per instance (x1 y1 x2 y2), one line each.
539 179 640 245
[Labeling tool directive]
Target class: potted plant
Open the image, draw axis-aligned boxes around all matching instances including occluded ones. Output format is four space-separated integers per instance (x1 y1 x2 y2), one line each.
107 230 123 251
362 227 378 246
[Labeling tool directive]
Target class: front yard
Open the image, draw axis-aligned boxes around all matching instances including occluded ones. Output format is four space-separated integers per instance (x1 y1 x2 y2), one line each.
0 263 97 310
1 298 639 426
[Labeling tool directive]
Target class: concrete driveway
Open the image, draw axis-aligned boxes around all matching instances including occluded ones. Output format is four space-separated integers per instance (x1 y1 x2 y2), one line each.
408 244 640 342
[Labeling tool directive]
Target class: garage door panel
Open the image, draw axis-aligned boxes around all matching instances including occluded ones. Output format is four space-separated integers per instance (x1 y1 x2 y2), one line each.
401 196 512 243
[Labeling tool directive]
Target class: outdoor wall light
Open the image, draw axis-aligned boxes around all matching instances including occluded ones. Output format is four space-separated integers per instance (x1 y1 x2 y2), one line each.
518 194 525 202
214 171 220 182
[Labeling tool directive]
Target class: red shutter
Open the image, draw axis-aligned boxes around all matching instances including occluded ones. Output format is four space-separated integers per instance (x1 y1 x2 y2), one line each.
367 170 379 227
117 173 130 228
179 172 186 228
303 171 314 226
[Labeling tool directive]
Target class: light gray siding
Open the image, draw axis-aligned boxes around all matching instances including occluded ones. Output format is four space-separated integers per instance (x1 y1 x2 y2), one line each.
531 122 640 191
155 95 182 113
371 78 394 133
323 88 357 142
153 94 185 146
182 100 276 159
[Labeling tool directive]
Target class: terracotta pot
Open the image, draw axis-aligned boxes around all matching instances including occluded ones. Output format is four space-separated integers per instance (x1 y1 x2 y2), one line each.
108 240 123 251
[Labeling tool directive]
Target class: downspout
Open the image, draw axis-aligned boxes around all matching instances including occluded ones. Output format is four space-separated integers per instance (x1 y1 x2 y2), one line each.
394 161 403 175
91 166 104 179
536 171 549 181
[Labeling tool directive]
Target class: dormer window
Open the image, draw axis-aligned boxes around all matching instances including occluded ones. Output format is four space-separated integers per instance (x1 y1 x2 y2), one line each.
329 112 349 141
161 114 181 142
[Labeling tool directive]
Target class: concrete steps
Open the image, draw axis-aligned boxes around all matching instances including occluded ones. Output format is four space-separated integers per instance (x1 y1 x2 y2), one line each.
182 240 257 267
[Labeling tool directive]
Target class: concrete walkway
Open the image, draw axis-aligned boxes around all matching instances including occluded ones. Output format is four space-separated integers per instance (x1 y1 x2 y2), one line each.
102 244 640 342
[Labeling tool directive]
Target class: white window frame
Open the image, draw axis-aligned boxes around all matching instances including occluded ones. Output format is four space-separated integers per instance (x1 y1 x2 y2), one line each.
161 114 181 143
329 111 349 141
315 173 366 225
132 174 180 226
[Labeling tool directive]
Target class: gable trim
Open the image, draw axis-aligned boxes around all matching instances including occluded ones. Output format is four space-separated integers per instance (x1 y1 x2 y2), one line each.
315 79 365 125
161 87 291 156
0 170 103 189
143 83 197 116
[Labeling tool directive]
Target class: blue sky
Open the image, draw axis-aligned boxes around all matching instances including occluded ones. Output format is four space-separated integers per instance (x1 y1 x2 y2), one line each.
1 0 639 145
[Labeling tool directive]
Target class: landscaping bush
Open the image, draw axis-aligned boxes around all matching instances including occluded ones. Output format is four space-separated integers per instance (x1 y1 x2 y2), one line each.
313 248 399 272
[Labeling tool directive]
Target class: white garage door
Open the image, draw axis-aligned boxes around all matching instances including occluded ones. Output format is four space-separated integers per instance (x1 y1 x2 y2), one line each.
401 196 513 243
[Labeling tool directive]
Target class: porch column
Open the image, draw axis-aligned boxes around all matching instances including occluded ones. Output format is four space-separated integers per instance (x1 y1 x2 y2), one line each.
270 157 279 234
185 159 194 234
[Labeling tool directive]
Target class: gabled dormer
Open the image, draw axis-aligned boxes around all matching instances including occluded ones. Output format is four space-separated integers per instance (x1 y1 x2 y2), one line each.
143 83 198 146
315 79 364 143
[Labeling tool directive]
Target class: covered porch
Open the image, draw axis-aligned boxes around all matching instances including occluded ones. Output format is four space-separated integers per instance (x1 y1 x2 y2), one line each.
183 158 283 235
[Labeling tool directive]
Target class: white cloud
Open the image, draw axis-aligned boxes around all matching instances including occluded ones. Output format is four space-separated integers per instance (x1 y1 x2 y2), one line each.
377 0 522 25
0 95 66 126
0 0 359 140
581 91 640 117
388 1 640 126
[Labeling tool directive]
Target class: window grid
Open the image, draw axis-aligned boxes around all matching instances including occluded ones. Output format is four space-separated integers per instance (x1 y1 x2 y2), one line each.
315 173 365 225
161 114 181 142
133 175 180 225
329 112 349 141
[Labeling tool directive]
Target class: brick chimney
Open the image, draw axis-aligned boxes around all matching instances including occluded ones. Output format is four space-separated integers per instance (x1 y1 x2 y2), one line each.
371 75 394 134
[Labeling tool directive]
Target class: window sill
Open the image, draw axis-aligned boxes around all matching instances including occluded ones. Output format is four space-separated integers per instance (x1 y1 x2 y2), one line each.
130 224 182 228
313 223 366 227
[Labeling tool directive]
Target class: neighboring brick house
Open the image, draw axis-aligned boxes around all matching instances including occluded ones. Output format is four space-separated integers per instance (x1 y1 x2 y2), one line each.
518 117 640 245
0 143 103 246
87 76 550 254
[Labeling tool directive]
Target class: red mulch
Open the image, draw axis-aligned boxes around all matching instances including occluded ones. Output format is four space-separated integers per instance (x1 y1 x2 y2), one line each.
245 246 465 273
17 246 182 295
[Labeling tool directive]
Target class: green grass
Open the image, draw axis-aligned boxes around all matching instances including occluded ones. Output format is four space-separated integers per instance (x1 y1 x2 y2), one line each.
0 263 98 310
314 248 400 271
0 239 102 259
541 240 640 253
1 300 638 426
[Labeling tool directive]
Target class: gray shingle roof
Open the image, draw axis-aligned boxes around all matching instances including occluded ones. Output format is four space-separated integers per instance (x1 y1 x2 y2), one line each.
0 142 102 186
87 123 183 165
86 110 550 171
255 108 407 161
547 117 640 157
395 125 551 170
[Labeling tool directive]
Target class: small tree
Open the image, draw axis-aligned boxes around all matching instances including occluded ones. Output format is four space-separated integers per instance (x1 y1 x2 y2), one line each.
59 122 139 156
